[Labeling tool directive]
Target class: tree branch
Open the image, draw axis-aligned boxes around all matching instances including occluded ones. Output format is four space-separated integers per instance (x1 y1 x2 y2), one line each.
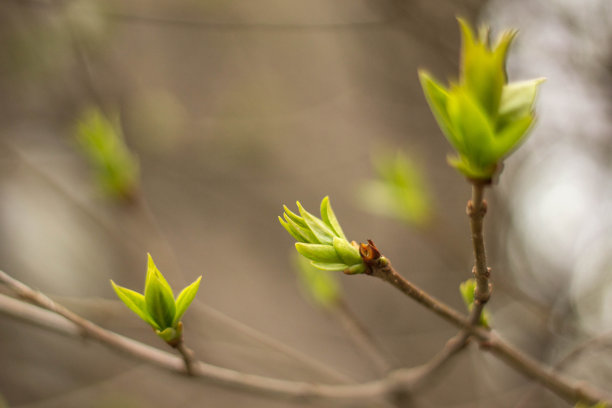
467 182 492 325
331 298 395 376
2 261 610 405
0 290 458 405
359 246 612 406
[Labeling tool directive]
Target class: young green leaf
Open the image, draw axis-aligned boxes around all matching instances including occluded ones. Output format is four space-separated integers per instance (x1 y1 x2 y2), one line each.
359 150 433 227
492 115 533 159
74 108 139 200
146 253 171 291
459 278 490 327
283 205 308 228
295 243 342 263
498 78 545 124
310 262 351 272
156 327 178 343
283 214 318 243
110 280 159 329
295 254 341 308
296 202 336 245
173 276 202 327
344 263 366 274
447 88 496 171
418 71 457 148
320 196 347 240
332 237 362 266
279 216 307 243
145 271 176 329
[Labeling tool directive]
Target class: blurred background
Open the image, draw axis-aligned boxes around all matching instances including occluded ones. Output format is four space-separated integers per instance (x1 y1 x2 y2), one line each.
1 0 611 407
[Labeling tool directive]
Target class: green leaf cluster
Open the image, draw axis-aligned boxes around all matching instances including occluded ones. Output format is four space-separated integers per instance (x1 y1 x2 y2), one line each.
358 150 432 227
279 196 366 274
75 108 139 200
419 18 544 180
111 254 201 345
459 278 490 327
294 254 342 309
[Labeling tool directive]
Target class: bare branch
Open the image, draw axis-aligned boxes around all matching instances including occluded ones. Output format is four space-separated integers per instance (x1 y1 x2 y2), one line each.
467 182 492 325
331 298 395 375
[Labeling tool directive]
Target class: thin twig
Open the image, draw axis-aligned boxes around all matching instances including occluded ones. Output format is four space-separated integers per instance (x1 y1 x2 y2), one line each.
358 245 612 406
555 330 612 372
3 266 611 404
0 290 459 405
175 341 195 376
467 182 491 325
516 330 612 408
331 298 395 376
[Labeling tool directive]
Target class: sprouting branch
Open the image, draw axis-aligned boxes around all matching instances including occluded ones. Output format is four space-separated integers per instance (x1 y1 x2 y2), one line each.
359 244 612 406
175 341 196 376
331 298 395 375
0 280 465 405
2 265 611 405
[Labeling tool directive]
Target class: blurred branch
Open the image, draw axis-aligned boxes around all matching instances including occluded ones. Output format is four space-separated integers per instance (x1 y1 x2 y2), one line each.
517 330 612 407
294 254 395 376
555 331 612 372
0 272 474 405
19 0 396 31
331 298 395 376
2 257 611 405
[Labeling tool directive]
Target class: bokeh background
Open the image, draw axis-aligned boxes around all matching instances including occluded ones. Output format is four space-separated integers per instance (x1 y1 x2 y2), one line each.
1 0 611 407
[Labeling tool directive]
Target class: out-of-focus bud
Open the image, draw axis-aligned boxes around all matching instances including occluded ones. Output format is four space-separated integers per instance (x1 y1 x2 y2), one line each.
419 19 544 181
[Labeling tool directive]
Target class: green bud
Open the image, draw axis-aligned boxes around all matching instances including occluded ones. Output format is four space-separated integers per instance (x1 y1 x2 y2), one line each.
295 243 342 264
74 107 139 201
145 255 176 329
419 18 544 181
111 253 202 345
332 237 362 265
320 196 347 240
459 278 490 327
280 197 365 274
358 150 432 227
294 254 341 309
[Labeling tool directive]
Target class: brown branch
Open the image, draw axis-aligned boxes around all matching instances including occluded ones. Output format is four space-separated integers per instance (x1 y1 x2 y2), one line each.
175 341 196 376
467 182 492 325
0 276 466 405
358 244 612 406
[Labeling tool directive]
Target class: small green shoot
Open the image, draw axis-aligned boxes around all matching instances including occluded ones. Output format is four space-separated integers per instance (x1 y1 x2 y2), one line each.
279 197 365 274
459 278 490 327
419 19 544 181
294 253 342 309
75 107 139 201
358 150 432 227
111 254 201 346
